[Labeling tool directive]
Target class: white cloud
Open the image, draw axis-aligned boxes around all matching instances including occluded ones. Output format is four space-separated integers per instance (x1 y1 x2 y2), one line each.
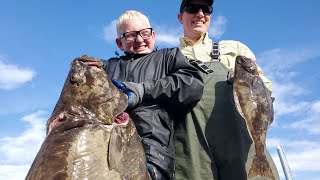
267 138 320 152
0 56 36 90
256 47 320 118
271 81 311 117
267 138 320 180
0 111 46 179
153 25 182 46
267 137 282 149
257 48 320 81
209 15 227 40
156 33 180 46
258 47 320 177
0 165 31 180
311 101 320 113
103 19 117 43
289 101 320 135
288 148 320 172
260 52 320 133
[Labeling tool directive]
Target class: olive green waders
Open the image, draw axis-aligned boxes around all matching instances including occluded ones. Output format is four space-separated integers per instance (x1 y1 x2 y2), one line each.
174 61 279 180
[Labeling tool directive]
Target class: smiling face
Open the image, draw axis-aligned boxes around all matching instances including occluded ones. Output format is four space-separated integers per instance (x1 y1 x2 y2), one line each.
116 20 155 54
178 0 212 42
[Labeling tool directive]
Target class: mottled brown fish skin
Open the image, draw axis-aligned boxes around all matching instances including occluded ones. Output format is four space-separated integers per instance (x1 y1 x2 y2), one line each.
109 118 149 179
233 56 275 180
47 56 127 132
26 55 149 180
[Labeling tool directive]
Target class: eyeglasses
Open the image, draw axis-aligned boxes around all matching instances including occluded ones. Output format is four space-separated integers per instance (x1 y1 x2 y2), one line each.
120 28 153 42
181 5 213 14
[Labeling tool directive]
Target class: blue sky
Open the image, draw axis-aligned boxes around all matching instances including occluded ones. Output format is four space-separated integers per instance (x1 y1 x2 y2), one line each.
0 0 319 179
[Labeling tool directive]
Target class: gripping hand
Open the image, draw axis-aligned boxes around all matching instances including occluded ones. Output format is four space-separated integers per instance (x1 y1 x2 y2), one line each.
111 79 144 109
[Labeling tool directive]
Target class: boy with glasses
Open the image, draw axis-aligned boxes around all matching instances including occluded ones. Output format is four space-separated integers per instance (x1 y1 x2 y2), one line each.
77 10 203 180
174 0 280 179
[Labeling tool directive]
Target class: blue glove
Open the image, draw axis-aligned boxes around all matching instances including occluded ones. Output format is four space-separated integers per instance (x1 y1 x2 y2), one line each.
112 79 144 108
112 79 132 99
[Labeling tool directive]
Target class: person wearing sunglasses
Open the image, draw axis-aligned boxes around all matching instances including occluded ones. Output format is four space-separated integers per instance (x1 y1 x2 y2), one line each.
174 0 279 180
76 10 203 180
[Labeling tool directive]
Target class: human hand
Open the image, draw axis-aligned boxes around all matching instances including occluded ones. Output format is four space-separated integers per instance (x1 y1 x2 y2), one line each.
73 55 104 69
227 68 234 84
111 79 133 99
248 56 256 62
111 79 144 109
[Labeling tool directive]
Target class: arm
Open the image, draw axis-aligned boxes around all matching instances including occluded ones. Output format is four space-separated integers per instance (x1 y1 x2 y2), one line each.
142 48 204 108
97 49 203 109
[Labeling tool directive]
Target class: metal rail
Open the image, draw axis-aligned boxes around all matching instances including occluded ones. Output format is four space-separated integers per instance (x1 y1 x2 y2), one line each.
277 145 295 180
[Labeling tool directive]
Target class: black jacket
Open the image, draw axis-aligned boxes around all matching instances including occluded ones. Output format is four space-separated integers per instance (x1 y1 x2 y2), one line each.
103 47 203 179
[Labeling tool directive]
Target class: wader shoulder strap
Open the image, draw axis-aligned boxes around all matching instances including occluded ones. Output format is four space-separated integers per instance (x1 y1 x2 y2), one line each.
210 42 220 60
186 42 220 74
188 59 214 74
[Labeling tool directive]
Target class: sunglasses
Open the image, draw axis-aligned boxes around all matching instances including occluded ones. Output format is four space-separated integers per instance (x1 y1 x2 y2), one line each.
182 5 213 14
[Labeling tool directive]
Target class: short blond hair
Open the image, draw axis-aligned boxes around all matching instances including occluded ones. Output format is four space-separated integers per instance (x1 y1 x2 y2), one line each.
116 10 151 37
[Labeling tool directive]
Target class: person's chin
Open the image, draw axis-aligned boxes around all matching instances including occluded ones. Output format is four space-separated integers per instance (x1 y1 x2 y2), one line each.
192 28 206 34
134 48 151 54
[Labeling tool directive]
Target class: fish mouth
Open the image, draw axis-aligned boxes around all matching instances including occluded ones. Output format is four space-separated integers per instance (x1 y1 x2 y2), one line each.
103 112 130 132
48 111 130 135
48 113 65 134
47 112 87 135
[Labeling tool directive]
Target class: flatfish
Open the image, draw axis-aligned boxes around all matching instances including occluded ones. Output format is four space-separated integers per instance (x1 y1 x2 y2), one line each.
233 56 277 180
26 56 148 180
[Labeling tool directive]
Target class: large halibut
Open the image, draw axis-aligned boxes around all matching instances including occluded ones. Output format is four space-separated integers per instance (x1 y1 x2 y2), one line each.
26 55 148 180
